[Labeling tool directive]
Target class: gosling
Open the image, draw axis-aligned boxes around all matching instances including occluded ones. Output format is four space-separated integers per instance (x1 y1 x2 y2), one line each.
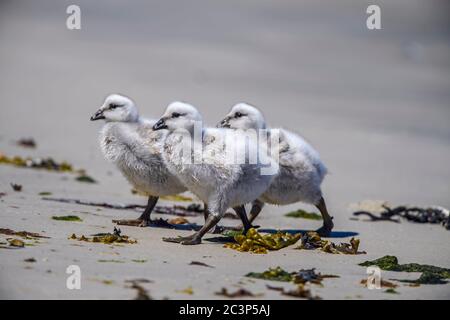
90 94 187 226
153 102 278 244
218 103 333 236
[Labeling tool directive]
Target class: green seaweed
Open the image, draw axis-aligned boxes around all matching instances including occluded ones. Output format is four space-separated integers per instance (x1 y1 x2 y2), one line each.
359 255 400 270
384 288 399 294
285 209 322 220
359 255 449 285
247 267 338 288
38 192 52 196
75 174 97 183
98 259 124 263
396 271 447 285
52 215 82 222
132 259 148 263
359 255 450 278
246 267 293 282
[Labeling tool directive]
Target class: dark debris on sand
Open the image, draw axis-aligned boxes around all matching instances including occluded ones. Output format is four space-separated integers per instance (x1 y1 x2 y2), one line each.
353 205 450 230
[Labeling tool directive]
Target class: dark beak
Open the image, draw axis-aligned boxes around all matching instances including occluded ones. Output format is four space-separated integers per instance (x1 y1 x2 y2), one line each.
153 118 167 130
217 117 230 128
90 109 105 121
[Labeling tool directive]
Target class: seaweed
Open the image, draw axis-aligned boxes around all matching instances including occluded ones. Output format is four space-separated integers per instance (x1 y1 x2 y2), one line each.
24 258 37 263
16 138 36 148
98 259 125 263
296 231 365 254
10 183 22 192
0 228 50 239
395 271 447 285
280 284 321 300
38 192 52 196
285 209 322 220
8 239 25 247
384 288 399 294
359 255 399 270
224 228 301 254
215 288 262 298
359 255 449 285
176 287 194 295
292 268 339 285
224 229 364 255
69 228 137 244
132 259 148 263
0 153 73 172
321 238 363 254
353 205 450 230
127 280 152 300
246 267 294 282
0 153 99 185
125 278 152 284
189 261 215 268
52 215 82 222
75 174 97 183
247 267 338 286
358 255 450 278
266 283 320 299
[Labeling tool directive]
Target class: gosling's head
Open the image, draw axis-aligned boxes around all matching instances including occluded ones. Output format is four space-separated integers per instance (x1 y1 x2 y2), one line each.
218 103 266 130
91 94 139 123
153 101 202 132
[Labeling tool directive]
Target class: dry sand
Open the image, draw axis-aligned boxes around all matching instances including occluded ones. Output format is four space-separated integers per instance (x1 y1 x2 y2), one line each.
0 0 449 299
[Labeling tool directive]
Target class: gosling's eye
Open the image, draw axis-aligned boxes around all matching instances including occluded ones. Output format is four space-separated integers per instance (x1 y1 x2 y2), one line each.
172 112 181 118
109 103 120 109
235 112 243 118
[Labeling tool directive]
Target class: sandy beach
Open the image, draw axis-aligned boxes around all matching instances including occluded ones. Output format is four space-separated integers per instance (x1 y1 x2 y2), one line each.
0 0 449 299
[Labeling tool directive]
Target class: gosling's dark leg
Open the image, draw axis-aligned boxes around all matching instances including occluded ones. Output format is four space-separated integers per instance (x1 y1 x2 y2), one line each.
315 196 334 237
163 213 221 245
113 196 159 227
233 200 263 231
248 199 265 224
203 203 209 222
203 203 222 233
233 205 253 235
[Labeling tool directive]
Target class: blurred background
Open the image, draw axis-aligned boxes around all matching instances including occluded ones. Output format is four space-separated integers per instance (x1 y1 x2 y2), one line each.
1 0 449 214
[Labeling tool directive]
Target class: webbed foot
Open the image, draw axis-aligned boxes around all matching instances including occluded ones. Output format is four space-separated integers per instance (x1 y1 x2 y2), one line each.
210 225 225 234
315 224 333 237
180 237 202 245
112 218 151 227
162 234 196 243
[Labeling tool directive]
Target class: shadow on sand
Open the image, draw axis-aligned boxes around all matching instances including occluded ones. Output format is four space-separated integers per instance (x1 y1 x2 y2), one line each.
144 221 359 243
143 220 359 237
258 228 359 238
